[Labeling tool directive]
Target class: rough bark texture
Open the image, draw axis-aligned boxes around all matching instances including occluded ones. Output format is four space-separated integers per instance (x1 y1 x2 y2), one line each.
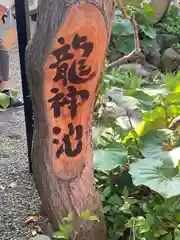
26 1 114 239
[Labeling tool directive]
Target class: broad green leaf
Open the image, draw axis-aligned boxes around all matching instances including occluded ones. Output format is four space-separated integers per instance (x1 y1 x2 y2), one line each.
143 107 165 122
116 36 135 53
165 74 180 92
135 120 155 136
94 148 127 171
125 89 154 109
167 93 180 105
140 25 156 39
139 130 176 159
143 88 169 97
142 2 156 17
112 14 134 36
129 155 180 198
107 89 139 110
168 105 180 117
0 92 9 109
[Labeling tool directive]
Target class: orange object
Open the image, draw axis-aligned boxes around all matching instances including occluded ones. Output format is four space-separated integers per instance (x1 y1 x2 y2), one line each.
0 3 17 49
0 4 7 14
3 27 17 48
44 3 107 180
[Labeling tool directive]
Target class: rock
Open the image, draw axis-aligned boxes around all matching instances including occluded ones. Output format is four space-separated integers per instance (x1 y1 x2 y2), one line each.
109 51 145 65
140 39 159 56
144 39 161 68
143 61 157 71
127 51 146 64
156 34 179 52
172 47 180 56
118 63 150 78
161 48 180 72
29 235 51 240
146 50 161 68
8 181 18 189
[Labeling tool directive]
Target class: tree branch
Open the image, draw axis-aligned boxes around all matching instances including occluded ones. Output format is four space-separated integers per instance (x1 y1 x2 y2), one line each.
108 6 141 69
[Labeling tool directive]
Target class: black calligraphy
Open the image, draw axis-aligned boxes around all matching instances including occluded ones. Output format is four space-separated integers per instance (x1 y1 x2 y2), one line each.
48 86 89 119
48 33 94 159
52 123 83 158
49 34 95 86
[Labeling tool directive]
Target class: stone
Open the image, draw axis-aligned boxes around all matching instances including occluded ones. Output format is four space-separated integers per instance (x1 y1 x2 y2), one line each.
118 63 150 78
127 51 146 65
144 40 161 68
161 48 180 72
29 235 51 240
156 34 179 52
143 61 157 71
146 50 161 68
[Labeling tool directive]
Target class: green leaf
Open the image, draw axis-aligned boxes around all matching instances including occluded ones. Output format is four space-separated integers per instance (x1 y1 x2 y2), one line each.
80 210 99 222
164 233 173 240
140 25 156 39
88 216 100 222
143 107 165 122
175 213 180 221
116 36 135 53
139 130 172 157
62 213 73 222
174 228 180 240
102 186 111 198
129 155 180 198
0 92 10 109
154 229 168 238
107 89 139 110
81 210 90 219
94 148 127 171
53 231 67 239
112 15 134 36
108 194 123 206
53 223 73 240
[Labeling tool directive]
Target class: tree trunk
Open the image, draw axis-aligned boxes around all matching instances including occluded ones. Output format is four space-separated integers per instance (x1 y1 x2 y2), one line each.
26 0 114 239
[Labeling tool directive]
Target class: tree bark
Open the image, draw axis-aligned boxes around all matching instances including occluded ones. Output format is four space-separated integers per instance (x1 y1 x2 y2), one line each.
26 0 114 239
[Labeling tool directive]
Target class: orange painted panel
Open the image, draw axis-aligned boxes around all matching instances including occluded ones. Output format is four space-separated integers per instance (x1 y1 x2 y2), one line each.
44 3 107 180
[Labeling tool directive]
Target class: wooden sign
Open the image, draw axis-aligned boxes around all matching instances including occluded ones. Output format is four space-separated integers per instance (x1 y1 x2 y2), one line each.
0 1 16 49
44 3 107 180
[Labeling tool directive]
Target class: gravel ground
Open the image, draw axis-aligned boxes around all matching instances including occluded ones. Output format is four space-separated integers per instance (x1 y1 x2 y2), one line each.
0 9 41 240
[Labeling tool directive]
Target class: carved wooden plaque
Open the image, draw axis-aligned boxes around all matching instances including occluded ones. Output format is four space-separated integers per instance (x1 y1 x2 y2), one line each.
44 3 107 180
